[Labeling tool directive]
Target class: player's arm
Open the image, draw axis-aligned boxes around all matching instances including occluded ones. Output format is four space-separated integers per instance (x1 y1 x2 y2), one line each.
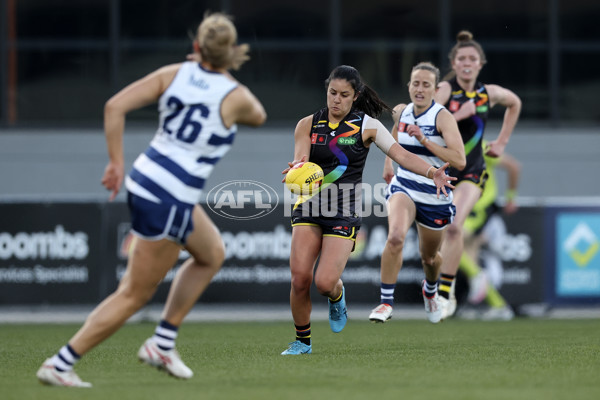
282 115 312 177
102 63 180 200
222 84 267 128
382 104 405 183
499 152 521 214
425 108 466 170
485 84 522 157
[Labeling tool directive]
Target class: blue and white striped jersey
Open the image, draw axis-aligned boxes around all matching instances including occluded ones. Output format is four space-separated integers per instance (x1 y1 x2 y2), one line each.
394 101 453 205
126 62 238 205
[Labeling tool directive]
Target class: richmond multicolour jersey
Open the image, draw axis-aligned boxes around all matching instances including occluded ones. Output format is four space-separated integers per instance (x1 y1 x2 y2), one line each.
292 107 370 226
444 77 489 181
125 62 238 206
392 101 453 206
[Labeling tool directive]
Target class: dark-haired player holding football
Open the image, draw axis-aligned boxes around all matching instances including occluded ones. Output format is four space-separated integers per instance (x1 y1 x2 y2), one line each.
280 65 456 355
433 30 521 319
368 62 465 325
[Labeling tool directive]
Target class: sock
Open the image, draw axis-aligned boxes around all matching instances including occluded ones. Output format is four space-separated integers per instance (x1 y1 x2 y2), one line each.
295 323 311 346
423 279 438 298
329 290 343 303
380 282 396 306
51 344 81 372
438 273 455 300
152 319 178 351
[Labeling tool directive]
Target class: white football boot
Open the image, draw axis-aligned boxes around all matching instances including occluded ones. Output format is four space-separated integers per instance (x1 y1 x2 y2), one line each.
138 338 193 379
36 359 92 388
368 303 393 323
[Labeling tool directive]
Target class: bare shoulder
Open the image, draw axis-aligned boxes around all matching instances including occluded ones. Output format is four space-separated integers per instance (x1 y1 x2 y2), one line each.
485 84 521 107
151 63 183 89
392 103 407 113
153 63 183 79
295 115 313 132
437 107 457 126
434 81 452 104
437 80 451 90
392 103 407 123
223 83 261 109
225 83 252 100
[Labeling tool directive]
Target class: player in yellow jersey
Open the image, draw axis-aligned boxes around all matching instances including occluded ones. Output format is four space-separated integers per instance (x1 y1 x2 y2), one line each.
458 142 521 320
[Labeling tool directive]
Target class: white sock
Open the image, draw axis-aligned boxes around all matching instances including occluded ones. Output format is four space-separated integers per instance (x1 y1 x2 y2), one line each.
152 320 178 351
51 344 80 372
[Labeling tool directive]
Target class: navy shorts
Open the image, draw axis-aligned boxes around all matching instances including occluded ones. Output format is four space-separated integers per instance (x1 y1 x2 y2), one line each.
127 192 195 245
386 184 455 230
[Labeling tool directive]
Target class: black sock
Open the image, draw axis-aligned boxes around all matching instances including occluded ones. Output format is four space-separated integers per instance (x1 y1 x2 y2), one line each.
295 323 311 345
438 273 455 300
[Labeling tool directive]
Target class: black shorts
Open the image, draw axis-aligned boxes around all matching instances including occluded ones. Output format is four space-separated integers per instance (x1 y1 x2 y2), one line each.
449 165 489 190
291 216 360 251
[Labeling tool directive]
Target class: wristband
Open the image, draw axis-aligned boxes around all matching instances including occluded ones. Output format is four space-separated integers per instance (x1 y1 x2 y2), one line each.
426 166 435 179
419 136 428 145
505 189 517 201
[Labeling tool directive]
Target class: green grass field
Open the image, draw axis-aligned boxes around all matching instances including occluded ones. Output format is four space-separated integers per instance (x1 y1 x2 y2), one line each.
2 318 599 400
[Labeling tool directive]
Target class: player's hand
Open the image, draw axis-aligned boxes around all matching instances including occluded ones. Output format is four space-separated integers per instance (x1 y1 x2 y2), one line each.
432 162 457 198
101 161 124 201
382 163 395 184
504 200 518 215
484 140 506 158
454 99 476 121
281 155 307 182
406 124 425 142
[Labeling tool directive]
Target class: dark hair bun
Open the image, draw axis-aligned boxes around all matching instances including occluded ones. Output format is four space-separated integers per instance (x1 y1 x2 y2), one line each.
456 30 473 42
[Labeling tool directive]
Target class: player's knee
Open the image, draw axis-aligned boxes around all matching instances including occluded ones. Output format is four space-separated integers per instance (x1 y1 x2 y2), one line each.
191 239 225 271
386 231 406 253
208 240 226 268
314 276 337 296
421 254 437 268
117 281 156 308
290 273 312 293
445 223 463 241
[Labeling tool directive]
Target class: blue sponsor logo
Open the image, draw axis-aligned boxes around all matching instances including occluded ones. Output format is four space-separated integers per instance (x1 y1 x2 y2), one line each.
556 214 600 296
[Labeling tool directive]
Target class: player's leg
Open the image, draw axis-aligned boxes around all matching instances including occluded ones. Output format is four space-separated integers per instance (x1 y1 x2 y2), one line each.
369 193 415 323
160 204 225 325
315 234 355 333
416 225 445 323
281 224 321 355
438 182 481 318
38 237 181 387
138 204 226 377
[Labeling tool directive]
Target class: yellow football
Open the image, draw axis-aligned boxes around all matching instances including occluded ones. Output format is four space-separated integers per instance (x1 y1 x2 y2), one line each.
285 162 324 195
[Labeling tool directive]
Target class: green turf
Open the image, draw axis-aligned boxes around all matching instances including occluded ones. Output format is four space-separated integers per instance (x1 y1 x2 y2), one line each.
2 318 599 400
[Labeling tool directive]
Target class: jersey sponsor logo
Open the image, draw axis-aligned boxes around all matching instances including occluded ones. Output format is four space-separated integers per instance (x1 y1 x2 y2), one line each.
421 126 435 135
449 100 460 112
398 122 408 132
337 137 357 145
311 133 327 145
